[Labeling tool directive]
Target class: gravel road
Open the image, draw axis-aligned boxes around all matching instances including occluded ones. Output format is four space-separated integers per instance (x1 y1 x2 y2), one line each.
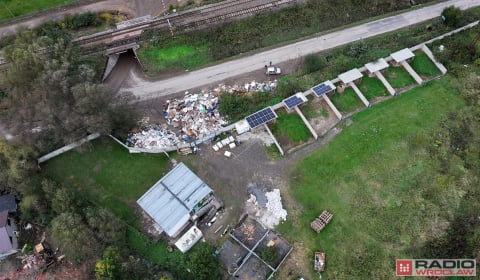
119 0 480 99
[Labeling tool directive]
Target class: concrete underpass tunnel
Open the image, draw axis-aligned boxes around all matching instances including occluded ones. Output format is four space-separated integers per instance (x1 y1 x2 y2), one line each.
102 48 143 93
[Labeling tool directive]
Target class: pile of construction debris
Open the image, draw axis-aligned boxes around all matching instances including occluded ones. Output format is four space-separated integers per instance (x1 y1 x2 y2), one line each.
247 188 287 229
126 120 180 149
126 80 277 150
213 80 277 94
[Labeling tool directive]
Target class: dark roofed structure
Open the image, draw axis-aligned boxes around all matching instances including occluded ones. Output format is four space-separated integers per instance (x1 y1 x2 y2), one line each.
0 194 16 213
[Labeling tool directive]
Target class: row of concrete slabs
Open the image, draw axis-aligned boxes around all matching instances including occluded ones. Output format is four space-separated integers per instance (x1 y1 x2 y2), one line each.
237 44 446 155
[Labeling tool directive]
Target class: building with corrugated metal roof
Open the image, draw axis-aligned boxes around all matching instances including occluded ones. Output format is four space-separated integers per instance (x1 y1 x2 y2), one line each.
137 162 213 238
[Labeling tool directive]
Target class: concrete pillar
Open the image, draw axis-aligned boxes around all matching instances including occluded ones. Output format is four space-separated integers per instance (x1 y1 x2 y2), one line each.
421 44 447 74
294 106 318 140
374 71 396 96
400 61 423 85
322 95 342 120
349 82 370 107
102 53 120 81
263 124 284 156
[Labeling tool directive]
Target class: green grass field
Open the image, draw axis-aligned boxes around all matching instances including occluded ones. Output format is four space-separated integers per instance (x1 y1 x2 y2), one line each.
276 76 465 279
0 0 75 20
43 137 169 225
384 66 416 88
411 51 442 77
330 88 364 113
270 111 311 144
357 76 390 100
138 44 211 74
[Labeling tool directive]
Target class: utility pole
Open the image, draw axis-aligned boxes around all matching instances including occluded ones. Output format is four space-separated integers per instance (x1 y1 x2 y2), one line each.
161 0 175 38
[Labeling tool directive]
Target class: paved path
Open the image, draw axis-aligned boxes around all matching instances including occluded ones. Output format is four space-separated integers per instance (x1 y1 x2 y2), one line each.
120 0 480 100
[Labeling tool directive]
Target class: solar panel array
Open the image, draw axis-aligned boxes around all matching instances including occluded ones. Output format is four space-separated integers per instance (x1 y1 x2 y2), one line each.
312 83 334 97
283 95 305 110
246 107 277 129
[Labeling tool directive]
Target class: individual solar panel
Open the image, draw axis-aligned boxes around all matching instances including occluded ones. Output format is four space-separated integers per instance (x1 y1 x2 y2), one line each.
312 83 333 97
283 95 305 110
246 107 277 129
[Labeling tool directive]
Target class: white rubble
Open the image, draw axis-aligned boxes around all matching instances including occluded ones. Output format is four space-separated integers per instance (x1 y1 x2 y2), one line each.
258 189 287 229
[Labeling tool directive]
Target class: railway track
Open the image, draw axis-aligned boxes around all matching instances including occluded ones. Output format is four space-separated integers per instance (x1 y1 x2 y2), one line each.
75 0 297 52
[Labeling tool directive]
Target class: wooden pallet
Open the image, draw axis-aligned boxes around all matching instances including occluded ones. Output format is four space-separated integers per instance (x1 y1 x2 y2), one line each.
310 210 333 233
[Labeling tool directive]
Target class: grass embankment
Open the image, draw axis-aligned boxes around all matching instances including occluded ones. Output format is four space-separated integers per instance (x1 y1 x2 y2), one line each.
0 0 75 21
277 76 465 279
384 66 416 88
138 44 211 73
411 51 442 77
330 88 363 113
357 75 390 100
270 111 311 144
43 137 169 226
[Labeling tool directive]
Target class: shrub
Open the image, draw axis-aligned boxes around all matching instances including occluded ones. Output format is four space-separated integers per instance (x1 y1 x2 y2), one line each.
303 54 324 74
441 6 463 28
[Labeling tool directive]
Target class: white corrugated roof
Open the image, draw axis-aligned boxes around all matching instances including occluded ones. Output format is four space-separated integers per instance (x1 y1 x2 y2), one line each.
339 68 363 84
365 58 389 73
137 163 213 237
390 48 415 63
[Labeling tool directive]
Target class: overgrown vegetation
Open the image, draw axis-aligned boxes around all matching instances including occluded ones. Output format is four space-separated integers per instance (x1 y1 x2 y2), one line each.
0 30 137 153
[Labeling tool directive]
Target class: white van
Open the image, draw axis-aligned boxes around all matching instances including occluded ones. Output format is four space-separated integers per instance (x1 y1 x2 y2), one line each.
266 66 281 75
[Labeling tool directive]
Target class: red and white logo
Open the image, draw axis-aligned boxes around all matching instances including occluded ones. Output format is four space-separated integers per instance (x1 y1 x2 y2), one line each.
396 260 413 276
396 259 476 277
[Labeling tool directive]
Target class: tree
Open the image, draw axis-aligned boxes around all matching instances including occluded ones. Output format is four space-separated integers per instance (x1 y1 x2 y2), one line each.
85 207 125 244
0 31 138 152
303 54 324 74
441 6 463 28
0 140 36 193
187 243 221 280
219 93 249 122
51 212 100 262
95 246 122 280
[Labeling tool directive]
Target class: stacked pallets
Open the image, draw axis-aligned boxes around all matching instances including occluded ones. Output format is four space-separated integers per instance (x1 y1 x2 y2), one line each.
310 210 333 233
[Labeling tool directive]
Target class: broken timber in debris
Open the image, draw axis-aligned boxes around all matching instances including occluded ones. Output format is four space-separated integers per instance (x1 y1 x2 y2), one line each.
310 210 333 233
314 252 326 272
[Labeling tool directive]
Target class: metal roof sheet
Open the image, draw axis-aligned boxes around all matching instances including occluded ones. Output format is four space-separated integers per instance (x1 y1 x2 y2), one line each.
0 227 12 254
338 68 363 84
137 163 213 237
390 48 415 63
365 58 389 73
0 194 16 213
0 211 7 228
